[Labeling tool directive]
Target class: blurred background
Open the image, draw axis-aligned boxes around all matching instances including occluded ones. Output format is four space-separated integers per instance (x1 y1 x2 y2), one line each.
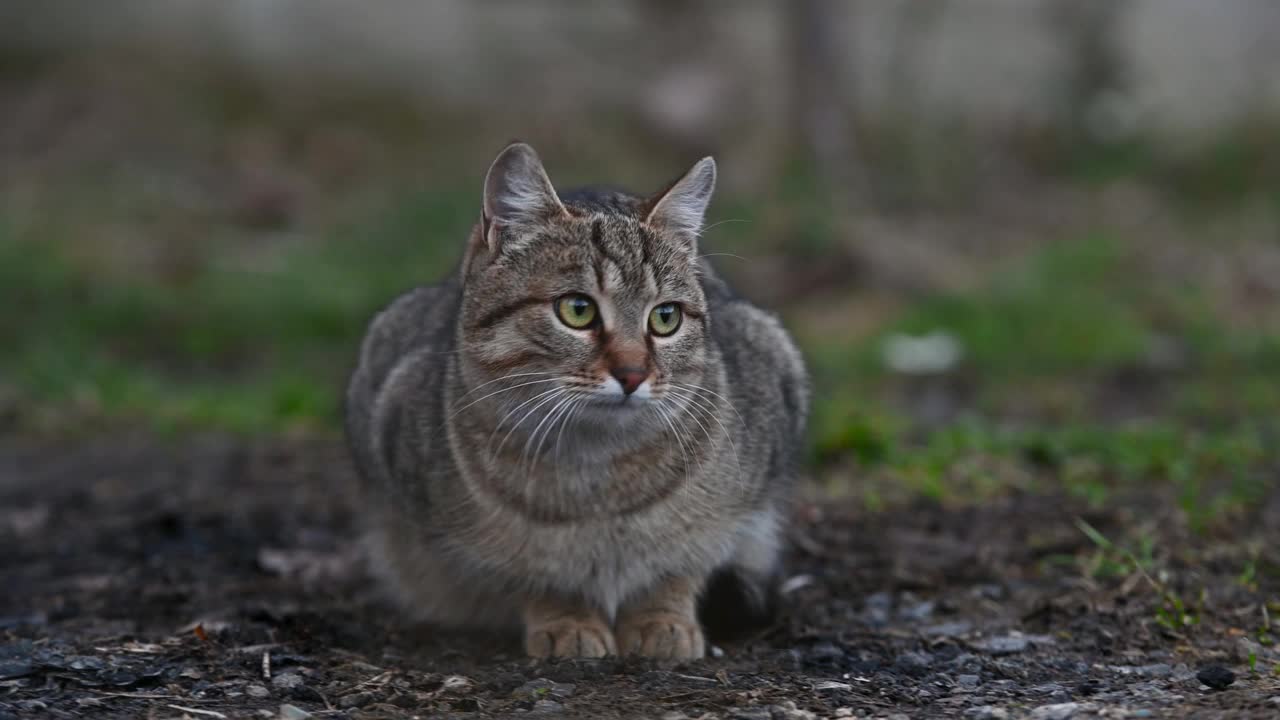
2 0 1277 521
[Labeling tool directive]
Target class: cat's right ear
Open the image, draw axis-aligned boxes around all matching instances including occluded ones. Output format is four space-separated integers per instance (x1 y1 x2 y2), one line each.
479 142 568 255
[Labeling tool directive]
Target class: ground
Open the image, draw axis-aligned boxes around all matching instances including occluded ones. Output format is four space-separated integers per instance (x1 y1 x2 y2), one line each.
3 436 1277 719
3 54 1280 720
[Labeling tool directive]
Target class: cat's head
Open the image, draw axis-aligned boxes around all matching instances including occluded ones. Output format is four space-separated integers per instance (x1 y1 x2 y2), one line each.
457 142 717 430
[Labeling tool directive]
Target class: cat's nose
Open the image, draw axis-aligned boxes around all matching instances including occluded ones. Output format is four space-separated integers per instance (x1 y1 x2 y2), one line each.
610 367 648 396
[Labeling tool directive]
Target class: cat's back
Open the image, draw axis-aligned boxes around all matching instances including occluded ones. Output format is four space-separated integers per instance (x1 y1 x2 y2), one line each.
344 277 460 483
699 262 809 473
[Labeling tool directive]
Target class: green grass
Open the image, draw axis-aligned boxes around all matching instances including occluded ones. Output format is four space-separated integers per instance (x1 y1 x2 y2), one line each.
1 185 471 433
3 179 1278 529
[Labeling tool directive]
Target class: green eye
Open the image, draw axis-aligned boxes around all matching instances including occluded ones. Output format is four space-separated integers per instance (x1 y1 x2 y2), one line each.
649 303 682 336
556 294 598 329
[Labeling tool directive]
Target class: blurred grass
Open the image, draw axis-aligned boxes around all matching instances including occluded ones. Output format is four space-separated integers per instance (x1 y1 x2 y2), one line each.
3 188 1277 532
2 53 1278 530
0 185 472 433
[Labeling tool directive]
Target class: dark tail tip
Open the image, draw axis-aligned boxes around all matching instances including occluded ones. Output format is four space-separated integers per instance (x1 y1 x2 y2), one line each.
698 567 778 642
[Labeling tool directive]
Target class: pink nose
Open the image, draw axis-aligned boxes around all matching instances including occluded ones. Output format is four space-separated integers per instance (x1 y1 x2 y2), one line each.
610 367 647 395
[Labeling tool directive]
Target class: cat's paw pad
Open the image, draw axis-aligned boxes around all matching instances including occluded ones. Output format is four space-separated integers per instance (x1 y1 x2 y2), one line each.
525 616 617 658
616 612 705 660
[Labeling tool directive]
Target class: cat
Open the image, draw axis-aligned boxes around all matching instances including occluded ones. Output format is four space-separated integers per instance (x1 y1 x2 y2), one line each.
344 142 809 659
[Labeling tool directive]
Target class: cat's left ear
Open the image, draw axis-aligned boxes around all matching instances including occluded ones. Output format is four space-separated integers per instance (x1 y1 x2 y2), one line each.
644 156 717 249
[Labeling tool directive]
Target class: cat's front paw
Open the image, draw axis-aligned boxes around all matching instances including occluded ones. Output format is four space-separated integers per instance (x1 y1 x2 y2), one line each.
616 611 705 660
525 616 617 659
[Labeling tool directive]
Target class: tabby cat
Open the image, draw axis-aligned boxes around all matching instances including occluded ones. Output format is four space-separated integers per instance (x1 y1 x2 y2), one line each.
344 142 808 659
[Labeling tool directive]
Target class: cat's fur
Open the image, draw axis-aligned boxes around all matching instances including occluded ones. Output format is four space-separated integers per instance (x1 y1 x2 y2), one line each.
344 142 808 659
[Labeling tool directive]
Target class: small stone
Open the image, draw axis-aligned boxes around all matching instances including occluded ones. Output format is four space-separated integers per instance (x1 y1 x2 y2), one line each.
339 692 375 709
897 599 936 621
661 713 690 720
972 636 1030 656
0 661 35 680
862 592 892 625
442 675 472 691
893 650 934 676
1029 702 1096 720
271 673 304 691
923 621 973 637
945 652 981 673
963 708 1008 720
811 680 852 691
246 684 271 698
1196 665 1235 691
709 644 725 658
729 708 772 720
802 641 846 669
957 674 980 689
531 699 564 713
1075 679 1104 696
771 700 818 720
278 704 312 720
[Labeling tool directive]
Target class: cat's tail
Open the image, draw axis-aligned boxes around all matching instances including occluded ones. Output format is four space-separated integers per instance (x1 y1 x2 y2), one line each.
697 565 779 642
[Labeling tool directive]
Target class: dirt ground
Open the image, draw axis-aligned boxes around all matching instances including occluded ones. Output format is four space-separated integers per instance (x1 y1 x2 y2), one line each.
2 436 1278 719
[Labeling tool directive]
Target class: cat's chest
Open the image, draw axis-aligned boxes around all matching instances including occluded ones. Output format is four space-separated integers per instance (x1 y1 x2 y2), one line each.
461 482 737 596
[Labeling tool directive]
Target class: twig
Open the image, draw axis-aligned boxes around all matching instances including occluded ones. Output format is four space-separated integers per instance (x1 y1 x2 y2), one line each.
165 705 228 719
91 691 184 700
342 670 393 695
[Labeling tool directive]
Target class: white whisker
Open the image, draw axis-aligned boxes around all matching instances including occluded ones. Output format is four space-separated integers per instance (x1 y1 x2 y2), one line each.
693 218 750 238
524 393 577 472
667 387 745 494
448 377 560 420
673 382 747 428
454 371 556 401
493 388 566 460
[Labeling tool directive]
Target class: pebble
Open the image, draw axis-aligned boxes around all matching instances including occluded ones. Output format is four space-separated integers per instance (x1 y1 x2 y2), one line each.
963 707 1009 720
338 691 375 709
1075 679 1104 696
513 678 577 699
728 708 772 720
924 621 974 637
772 701 818 720
271 673 304 691
1196 665 1235 691
862 592 892 625
531 699 564 713
811 680 852 691
277 704 312 720
1029 702 1097 720
957 674 981 689
972 636 1029 656
897 599 936 621
802 642 846 669
246 684 271 698
893 650 934 676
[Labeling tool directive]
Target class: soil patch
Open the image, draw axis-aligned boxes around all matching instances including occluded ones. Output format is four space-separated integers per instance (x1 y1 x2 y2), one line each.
3 437 1278 718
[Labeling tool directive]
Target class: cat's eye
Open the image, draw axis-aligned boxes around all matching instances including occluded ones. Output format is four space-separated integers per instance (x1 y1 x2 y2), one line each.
556 294 598 329
649 303 682 336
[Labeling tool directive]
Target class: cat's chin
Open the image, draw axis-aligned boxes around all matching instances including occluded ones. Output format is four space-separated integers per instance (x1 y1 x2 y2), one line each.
573 395 653 425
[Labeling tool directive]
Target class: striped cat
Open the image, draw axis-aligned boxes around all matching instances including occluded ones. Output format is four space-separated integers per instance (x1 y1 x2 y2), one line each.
345 143 808 659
